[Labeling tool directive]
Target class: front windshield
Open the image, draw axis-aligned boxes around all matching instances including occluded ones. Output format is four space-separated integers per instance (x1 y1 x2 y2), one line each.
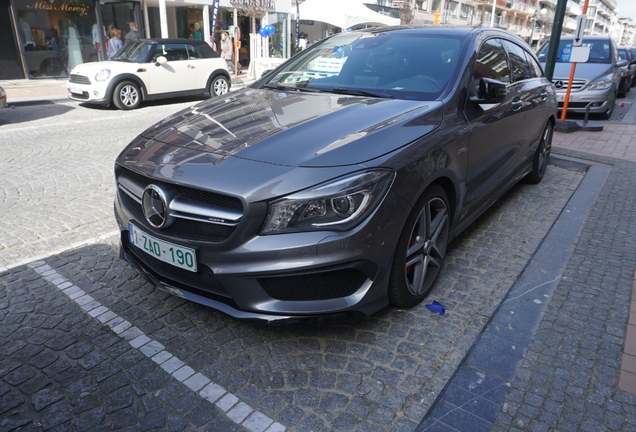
537 39 611 64
111 42 155 63
263 32 463 100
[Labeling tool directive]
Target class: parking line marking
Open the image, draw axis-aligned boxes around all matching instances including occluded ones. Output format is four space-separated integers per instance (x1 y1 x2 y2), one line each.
27 260 285 432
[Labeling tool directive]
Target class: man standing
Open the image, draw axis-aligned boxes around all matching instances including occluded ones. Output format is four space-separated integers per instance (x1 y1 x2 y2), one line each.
125 22 140 41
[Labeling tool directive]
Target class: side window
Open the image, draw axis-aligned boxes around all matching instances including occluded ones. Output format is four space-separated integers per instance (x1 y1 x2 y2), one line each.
473 38 510 92
164 44 189 61
523 51 543 78
503 40 533 81
186 45 202 59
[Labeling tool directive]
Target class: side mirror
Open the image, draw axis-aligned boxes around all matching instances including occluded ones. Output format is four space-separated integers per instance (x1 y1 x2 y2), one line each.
261 69 273 77
630 59 636 66
616 59 628 68
155 56 168 66
470 78 506 104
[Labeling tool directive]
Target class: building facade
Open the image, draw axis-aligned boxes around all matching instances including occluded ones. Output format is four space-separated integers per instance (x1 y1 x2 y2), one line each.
1 0 291 80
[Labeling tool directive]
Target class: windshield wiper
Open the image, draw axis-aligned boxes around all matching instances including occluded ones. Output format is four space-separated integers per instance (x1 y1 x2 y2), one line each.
326 87 394 99
263 83 321 92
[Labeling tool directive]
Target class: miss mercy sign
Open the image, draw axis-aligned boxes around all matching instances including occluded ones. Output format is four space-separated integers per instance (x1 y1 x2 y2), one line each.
26 0 90 16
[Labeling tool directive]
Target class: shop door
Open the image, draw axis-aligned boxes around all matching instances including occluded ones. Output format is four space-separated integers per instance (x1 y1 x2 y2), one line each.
101 1 141 43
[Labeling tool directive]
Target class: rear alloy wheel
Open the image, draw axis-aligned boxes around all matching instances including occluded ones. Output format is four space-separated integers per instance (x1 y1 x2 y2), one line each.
113 81 141 110
389 186 449 308
525 122 553 184
210 76 229 97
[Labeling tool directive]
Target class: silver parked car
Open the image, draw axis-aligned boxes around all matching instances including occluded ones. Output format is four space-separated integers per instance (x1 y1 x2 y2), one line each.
537 35 627 119
114 27 557 323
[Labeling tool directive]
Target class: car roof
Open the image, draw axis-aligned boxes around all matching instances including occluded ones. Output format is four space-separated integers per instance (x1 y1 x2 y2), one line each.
134 38 210 46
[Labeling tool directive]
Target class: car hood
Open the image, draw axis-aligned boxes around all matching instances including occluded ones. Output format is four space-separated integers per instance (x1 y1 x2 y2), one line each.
542 61 614 82
130 88 443 168
69 60 138 76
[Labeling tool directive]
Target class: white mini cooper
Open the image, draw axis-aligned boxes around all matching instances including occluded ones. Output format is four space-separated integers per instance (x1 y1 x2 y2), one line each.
67 38 231 110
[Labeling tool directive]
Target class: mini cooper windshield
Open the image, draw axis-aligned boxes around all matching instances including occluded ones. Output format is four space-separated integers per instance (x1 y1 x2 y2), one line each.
110 41 155 63
263 32 463 101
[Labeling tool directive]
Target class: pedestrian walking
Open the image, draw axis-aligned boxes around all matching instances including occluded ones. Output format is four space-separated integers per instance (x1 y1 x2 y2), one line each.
125 22 139 41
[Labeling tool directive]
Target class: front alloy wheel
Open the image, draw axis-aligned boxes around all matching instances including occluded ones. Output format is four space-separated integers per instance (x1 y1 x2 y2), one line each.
113 81 141 110
389 186 449 308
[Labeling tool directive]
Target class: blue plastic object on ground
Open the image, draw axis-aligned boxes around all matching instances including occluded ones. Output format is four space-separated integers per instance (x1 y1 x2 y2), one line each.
426 300 445 315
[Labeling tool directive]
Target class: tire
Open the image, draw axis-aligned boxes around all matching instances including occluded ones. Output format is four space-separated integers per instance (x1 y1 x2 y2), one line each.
598 92 616 120
209 76 229 97
525 122 553 184
40 57 64 76
388 186 450 308
113 81 141 110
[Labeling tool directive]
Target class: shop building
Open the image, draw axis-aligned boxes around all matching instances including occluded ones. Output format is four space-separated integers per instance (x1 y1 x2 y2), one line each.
0 0 290 80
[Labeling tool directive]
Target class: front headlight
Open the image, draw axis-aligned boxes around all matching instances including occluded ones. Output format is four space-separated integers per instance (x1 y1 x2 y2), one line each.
261 169 395 234
587 75 613 91
95 69 112 82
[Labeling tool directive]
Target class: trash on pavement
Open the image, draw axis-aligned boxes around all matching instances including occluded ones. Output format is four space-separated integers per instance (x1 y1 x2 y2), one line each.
426 300 445 315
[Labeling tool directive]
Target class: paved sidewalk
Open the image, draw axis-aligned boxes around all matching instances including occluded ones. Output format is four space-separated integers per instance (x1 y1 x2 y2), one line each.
2 79 636 432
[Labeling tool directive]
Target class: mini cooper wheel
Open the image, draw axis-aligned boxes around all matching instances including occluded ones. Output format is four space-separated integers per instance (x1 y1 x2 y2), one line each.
525 121 553 184
113 81 141 110
389 186 450 308
210 76 229 97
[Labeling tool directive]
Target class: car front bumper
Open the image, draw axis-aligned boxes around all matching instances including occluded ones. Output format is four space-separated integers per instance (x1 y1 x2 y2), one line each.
67 79 112 105
556 89 614 114
114 182 407 323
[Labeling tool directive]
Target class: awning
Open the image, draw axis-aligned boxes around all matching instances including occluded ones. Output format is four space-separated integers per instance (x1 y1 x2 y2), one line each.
298 0 400 30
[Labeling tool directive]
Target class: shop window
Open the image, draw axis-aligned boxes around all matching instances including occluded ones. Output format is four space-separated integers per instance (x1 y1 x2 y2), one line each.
13 0 97 78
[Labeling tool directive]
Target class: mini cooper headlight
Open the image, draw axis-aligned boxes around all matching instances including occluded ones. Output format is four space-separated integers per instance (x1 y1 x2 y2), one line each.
95 69 112 82
261 170 395 234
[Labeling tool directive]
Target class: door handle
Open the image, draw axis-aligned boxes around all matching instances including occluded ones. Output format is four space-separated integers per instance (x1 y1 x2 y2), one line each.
512 100 522 111
187 64 195 69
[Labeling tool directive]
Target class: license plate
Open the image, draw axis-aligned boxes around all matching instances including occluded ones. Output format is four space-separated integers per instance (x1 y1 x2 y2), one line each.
129 223 197 272
69 86 83 95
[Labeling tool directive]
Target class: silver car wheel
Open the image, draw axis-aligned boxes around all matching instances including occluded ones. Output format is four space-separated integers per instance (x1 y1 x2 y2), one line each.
120 85 139 107
211 76 229 97
113 81 141 110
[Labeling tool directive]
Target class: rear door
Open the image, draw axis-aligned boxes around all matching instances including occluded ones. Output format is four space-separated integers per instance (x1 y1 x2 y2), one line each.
463 37 525 210
501 39 553 169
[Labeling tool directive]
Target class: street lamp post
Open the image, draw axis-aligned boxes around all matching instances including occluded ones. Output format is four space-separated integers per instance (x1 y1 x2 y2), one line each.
529 8 548 49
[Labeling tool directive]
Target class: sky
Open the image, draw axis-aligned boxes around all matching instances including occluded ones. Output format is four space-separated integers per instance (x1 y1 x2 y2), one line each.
617 0 636 21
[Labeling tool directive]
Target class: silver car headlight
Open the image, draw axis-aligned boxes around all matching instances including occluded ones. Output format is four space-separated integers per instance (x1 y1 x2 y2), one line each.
261 169 395 234
95 69 112 82
587 75 613 91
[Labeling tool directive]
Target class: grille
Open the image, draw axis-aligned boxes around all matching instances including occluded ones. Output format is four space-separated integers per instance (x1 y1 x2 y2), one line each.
118 167 242 242
553 79 586 90
121 192 236 242
124 236 230 297
69 74 91 85
121 167 243 212
258 269 367 301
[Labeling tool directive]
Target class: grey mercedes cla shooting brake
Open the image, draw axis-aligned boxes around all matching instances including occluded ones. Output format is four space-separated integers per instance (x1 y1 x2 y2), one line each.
114 27 557 323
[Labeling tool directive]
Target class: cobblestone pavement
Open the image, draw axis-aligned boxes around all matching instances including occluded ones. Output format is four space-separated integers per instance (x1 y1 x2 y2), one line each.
488 149 636 432
1 92 636 431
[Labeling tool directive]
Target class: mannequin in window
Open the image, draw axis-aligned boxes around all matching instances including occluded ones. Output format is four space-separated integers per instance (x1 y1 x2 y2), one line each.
66 22 83 70
19 16 35 51
193 23 202 40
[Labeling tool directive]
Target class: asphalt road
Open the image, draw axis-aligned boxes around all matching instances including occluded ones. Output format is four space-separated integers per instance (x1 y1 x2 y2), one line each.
0 97 590 431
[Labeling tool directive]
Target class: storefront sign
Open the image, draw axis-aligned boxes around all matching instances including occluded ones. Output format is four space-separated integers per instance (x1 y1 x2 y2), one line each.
26 0 90 16
230 0 275 9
